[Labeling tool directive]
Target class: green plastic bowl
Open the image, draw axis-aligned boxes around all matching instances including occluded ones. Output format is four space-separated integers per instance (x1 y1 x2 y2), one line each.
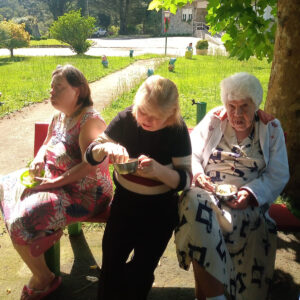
20 169 44 188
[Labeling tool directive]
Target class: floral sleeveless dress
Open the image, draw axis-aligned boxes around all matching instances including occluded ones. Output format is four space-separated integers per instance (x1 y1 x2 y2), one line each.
0 107 113 245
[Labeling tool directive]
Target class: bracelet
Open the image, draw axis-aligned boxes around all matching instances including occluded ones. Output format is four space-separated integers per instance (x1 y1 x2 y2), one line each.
85 142 107 166
173 169 187 192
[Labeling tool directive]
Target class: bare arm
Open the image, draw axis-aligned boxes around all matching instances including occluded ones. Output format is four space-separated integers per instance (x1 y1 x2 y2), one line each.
32 117 106 191
29 123 53 176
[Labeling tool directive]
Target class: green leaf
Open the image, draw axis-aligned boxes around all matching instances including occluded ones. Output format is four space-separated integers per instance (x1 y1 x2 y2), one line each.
148 0 162 11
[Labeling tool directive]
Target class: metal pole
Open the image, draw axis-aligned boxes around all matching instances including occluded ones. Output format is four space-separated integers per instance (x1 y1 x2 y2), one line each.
165 32 167 55
196 102 207 124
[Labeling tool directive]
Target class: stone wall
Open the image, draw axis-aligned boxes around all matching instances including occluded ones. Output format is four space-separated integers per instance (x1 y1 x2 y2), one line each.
161 1 207 36
162 7 193 35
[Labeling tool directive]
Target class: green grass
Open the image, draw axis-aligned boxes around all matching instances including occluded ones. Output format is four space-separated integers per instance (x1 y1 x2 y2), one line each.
0 54 161 117
101 55 271 127
29 39 69 47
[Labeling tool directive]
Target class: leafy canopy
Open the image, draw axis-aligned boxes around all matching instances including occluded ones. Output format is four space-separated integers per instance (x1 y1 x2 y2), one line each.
148 0 277 62
0 23 10 48
148 0 194 14
50 9 95 55
0 20 30 51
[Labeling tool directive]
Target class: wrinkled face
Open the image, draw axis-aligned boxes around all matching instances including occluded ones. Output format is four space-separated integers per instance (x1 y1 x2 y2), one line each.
136 106 170 132
226 98 256 132
50 75 78 115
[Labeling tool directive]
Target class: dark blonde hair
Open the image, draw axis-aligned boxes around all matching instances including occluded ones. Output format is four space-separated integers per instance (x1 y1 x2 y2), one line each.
132 75 181 126
52 64 93 108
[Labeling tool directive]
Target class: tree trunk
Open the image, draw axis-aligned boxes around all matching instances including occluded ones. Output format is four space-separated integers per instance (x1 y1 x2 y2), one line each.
265 0 300 203
46 0 69 20
10 48 13 57
119 0 131 34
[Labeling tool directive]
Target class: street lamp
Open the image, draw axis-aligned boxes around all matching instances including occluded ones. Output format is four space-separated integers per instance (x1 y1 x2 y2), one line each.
164 10 170 55
86 0 89 16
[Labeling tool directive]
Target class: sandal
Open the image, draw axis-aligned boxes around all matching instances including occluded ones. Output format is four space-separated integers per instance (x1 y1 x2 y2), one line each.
20 276 62 300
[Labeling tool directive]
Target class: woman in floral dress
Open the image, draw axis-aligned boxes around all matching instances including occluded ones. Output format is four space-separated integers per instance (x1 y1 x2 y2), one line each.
0 65 113 299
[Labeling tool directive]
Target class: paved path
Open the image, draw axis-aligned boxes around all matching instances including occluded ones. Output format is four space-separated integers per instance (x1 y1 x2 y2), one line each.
0 37 226 57
0 58 165 175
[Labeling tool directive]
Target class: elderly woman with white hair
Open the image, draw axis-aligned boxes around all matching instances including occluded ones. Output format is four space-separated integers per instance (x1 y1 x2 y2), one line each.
175 72 289 300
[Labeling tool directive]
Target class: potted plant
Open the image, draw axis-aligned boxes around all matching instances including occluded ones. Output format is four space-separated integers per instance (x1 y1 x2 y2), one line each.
196 40 208 55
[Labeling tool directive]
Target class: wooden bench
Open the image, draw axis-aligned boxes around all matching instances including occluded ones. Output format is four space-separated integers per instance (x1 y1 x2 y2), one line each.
33 123 110 275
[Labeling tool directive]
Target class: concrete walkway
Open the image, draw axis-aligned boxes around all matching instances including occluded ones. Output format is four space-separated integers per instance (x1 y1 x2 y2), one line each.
0 37 226 57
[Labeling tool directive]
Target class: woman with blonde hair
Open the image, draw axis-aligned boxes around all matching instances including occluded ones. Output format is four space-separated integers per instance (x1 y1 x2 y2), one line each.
85 75 192 300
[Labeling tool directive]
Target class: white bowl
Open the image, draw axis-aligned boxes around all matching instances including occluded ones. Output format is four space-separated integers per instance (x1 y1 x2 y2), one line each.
215 184 238 201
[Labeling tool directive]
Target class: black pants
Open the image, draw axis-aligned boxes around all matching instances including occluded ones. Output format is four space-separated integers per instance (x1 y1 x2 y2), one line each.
98 186 179 300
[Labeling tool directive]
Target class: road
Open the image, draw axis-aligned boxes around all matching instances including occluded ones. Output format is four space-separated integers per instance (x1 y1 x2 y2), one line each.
0 36 225 57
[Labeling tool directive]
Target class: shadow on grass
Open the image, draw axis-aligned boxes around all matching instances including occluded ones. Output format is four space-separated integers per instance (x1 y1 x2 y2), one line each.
269 232 300 300
0 56 29 65
45 232 195 300
270 269 300 300
46 232 100 300
46 231 300 300
148 287 194 299
277 232 300 263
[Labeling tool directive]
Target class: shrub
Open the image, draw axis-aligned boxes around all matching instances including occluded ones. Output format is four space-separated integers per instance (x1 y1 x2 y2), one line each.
0 21 30 57
50 10 95 55
108 25 119 36
196 40 208 50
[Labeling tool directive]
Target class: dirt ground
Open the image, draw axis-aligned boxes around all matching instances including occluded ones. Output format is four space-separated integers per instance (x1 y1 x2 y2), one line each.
0 60 299 299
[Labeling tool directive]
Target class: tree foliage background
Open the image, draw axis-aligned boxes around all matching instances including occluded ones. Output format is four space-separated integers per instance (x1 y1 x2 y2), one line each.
0 0 162 36
50 10 95 54
0 20 30 57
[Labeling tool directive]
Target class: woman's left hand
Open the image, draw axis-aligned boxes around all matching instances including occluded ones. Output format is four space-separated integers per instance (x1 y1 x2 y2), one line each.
30 177 59 191
20 177 59 200
226 189 250 210
136 155 160 178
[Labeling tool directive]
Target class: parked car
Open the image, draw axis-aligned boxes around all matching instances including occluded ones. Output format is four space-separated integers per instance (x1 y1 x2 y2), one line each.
92 27 108 38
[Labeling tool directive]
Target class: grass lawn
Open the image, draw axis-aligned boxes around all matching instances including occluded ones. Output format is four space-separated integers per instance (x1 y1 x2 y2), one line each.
0 54 160 117
101 55 271 127
29 39 69 47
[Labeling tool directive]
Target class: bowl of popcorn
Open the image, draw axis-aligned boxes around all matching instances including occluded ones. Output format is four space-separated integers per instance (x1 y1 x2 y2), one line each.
215 184 238 201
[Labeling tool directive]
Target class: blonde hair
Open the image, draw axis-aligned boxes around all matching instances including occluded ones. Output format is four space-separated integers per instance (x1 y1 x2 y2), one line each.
132 75 181 126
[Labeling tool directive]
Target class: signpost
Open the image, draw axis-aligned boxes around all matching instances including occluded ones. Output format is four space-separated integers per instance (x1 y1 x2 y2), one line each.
164 10 170 55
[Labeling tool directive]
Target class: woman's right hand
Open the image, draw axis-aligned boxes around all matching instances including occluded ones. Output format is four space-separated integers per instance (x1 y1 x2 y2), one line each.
195 173 215 192
29 158 45 177
93 142 129 164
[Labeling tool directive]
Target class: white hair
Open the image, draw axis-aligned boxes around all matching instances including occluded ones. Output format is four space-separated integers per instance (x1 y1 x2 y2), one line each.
220 72 263 110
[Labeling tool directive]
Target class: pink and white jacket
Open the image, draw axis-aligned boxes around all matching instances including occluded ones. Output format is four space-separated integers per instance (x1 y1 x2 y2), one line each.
191 106 289 207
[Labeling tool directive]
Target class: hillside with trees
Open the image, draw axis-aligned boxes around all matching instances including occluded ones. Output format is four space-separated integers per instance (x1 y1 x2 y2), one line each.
0 0 161 37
